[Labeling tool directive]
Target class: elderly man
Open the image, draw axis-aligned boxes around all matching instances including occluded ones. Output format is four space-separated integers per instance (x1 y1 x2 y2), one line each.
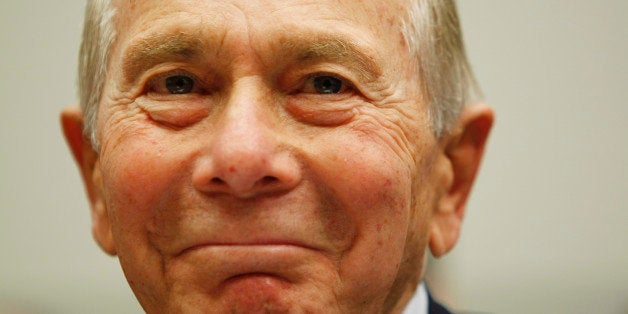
61 0 493 313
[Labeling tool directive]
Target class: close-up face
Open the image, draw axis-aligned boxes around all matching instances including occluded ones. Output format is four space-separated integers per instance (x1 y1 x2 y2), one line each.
81 0 453 312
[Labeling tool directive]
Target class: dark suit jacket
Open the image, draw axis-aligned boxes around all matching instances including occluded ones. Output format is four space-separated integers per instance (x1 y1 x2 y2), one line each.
428 288 452 314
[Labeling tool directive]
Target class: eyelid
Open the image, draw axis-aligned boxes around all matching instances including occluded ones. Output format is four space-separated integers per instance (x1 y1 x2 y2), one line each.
300 72 354 94
145 69 204 95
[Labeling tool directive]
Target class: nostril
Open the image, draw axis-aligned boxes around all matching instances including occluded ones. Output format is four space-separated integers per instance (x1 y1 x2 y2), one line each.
211 177 225 184
261 176 278 184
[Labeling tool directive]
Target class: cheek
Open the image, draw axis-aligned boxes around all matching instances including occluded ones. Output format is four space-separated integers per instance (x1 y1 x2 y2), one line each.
98 127 199 303
337 142 411 244
332 117 421 239
103 141 169 207
308 130 415 295
98 127 194 245
327 146 410 226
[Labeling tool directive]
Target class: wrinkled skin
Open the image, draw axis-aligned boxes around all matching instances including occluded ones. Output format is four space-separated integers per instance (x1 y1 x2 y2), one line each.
62 0 493 313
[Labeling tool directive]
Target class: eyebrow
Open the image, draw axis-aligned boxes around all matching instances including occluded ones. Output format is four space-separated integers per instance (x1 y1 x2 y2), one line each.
280 34 383 82
121 33 205 83
120 31 383 84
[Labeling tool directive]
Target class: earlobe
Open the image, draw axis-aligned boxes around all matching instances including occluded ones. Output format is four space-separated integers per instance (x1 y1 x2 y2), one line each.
90 164 117 255
428 103 494 257
60 106 117 255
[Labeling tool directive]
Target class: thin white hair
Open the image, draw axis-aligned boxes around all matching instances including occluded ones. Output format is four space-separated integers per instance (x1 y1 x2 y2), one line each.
78 0 115 149
78 0 480 148
401 0 482 137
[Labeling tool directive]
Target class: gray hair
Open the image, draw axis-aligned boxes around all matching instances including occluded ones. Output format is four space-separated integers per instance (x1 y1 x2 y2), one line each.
78 0 116 149
402 0 481 137
78 0 479 148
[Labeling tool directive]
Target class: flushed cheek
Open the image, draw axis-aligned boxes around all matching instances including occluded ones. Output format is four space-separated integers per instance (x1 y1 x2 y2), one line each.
100 136 184 214
97 128 196 301
309 132 413 303
340 149 411 243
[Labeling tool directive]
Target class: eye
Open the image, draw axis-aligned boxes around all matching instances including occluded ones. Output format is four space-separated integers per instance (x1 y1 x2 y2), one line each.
165 75 195 94
311 75 345 94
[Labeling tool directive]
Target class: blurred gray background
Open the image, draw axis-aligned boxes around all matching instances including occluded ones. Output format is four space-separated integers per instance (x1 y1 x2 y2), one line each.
1 1 626 313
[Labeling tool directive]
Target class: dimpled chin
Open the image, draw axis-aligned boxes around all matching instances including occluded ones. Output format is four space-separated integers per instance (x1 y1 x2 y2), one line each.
218 274 294 313
163 275 340 313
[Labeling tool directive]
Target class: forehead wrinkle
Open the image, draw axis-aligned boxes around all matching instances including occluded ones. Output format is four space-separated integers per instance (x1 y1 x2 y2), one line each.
121 32 206 84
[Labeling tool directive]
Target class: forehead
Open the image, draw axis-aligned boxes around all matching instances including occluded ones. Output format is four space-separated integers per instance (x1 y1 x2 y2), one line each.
113 0 407 22
111 0 409 52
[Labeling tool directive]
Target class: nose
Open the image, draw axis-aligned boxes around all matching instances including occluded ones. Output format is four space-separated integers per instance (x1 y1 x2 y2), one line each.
192 82 301 198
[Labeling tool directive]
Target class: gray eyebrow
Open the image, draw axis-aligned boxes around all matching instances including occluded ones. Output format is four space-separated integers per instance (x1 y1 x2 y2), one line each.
279 34 382 82
121 33 205 83
120 31 382 84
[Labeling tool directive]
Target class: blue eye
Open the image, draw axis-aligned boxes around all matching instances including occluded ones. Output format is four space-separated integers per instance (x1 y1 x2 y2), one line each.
165 75 194 94
312 76 343 94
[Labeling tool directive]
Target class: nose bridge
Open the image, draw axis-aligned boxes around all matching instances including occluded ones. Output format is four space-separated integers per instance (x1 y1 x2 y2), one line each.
218 74 283 160
193 76 300 197
219 78 272 155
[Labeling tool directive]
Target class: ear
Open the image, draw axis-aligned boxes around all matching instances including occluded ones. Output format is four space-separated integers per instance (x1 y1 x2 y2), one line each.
61 106 117 255
428 103 494 257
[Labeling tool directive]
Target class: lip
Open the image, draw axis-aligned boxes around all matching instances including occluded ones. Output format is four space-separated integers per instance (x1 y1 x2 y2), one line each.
176 239 322 258
171 241 325 288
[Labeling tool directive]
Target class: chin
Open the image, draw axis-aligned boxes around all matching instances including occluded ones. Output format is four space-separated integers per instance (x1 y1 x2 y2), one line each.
144 276 343 314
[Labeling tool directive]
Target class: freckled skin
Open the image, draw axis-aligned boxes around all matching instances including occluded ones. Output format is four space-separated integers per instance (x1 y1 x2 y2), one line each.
85 0 450 313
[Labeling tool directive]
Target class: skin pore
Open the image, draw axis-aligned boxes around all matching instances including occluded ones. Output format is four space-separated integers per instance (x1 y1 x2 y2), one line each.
61 0 494 313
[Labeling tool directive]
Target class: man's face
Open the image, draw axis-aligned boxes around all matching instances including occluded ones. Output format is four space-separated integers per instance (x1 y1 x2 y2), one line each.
86 0 448 312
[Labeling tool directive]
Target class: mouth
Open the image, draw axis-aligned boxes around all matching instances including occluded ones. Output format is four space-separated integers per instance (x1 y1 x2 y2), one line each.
167 242 323 294
178 241 320 257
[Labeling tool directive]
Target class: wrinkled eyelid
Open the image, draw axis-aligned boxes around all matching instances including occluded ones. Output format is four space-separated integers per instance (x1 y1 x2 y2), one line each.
304 73 353 92
146 70 200 93
307 73 348 83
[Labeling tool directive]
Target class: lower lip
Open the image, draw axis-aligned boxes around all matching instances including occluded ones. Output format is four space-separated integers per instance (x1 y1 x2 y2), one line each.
176 244 318 283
